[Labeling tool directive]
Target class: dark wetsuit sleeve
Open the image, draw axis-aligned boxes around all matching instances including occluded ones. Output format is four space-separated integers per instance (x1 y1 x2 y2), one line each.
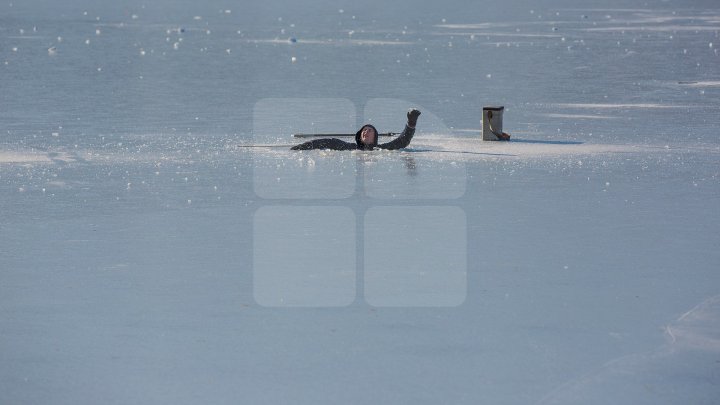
291 138 357 150
377 125 415 150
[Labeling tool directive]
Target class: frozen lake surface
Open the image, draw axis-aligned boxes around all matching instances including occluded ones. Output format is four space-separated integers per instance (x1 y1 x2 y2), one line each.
2 0 719 403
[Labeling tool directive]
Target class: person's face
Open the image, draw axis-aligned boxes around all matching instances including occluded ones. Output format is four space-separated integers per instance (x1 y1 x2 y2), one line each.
360 126 377 145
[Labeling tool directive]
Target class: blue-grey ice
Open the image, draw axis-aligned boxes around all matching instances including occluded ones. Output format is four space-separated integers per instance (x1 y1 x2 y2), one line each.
1 0 719 404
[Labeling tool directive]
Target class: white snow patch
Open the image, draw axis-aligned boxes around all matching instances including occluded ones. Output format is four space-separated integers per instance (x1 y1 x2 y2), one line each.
243 38 413 46
551 103 695 109
418 137 648 159
584 25 720 32
541 113 618 119
678 81 720 88
0 151 52 163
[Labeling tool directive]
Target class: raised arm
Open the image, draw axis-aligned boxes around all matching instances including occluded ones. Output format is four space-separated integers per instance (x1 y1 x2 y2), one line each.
377 109 421 150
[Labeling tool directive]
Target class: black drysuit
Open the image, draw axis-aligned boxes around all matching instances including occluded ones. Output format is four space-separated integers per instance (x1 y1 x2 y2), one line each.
291 124 415 151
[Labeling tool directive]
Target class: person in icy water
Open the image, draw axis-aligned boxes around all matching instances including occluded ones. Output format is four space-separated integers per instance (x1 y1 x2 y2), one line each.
291 109 421 151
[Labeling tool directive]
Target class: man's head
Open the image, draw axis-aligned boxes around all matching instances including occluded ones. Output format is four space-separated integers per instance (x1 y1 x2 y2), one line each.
355 124 378 150
360 125 377 145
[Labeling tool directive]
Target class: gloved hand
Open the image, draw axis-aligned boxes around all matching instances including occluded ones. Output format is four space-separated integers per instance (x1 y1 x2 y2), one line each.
407 108 421 128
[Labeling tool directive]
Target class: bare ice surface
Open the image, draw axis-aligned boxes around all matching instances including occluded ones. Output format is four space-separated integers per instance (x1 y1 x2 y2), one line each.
1 0 719 404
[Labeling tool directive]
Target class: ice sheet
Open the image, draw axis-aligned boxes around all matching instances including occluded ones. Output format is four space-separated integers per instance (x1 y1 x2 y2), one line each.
1 0 719 404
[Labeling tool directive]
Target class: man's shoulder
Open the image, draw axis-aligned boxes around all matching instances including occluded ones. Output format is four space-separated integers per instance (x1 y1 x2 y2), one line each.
292 138 357 150
322 138 357 150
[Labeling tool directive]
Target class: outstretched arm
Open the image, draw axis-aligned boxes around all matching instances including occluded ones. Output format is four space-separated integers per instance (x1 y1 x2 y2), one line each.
377 125 415 150
291 138 356 150
377 109 421 150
